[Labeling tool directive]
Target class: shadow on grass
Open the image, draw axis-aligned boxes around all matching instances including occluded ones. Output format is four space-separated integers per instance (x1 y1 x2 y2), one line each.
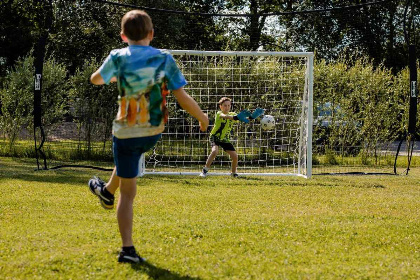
131 260 201 280
233 176 265 181
0 161 110 187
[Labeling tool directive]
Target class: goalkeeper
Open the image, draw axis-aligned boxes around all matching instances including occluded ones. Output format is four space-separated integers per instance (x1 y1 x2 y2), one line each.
199 97 264 177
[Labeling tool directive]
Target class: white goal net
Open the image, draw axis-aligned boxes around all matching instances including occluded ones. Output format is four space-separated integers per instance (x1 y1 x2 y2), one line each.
140 50 313 178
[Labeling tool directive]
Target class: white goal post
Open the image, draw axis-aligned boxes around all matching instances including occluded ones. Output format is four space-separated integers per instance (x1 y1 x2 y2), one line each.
139 50 313 178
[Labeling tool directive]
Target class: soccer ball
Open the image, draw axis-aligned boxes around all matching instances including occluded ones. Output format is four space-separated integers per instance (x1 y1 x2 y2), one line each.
260 115 275 131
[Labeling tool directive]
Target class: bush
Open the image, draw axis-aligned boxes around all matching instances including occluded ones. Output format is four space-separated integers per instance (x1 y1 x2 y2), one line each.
68 58 118 155
0 53 68 148
313 55 418 160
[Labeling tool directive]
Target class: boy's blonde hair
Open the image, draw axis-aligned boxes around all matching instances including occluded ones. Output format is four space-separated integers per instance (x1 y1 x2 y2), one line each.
121 10 153 41
218 97 232 106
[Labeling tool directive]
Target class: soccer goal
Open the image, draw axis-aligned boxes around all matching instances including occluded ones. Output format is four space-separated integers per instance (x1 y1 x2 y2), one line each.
139 50 314 178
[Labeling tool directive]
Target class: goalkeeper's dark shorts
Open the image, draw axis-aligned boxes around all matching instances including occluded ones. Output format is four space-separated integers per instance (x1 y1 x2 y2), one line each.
210 135 235 151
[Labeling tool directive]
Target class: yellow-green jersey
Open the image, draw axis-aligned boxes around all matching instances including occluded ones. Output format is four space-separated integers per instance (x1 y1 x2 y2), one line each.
210 111 238 143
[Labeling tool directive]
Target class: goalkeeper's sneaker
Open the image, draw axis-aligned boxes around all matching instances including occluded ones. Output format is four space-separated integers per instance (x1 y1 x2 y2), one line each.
118 247 145 264
88 176 114 210
199 167 209 177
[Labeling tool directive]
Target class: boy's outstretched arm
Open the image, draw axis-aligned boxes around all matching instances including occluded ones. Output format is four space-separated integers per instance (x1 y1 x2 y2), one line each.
90 70 117 85
172 87 209 132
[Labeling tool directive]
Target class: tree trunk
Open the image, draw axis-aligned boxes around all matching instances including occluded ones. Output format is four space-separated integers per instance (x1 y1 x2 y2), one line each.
248 0 261 51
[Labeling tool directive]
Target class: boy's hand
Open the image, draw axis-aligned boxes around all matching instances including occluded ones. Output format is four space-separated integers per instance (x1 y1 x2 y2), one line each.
199 114 209 132
236 110 251 123
249 108 265 120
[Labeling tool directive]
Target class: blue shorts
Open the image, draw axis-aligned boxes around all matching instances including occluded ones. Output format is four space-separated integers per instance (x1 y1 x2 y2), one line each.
113 134 161 178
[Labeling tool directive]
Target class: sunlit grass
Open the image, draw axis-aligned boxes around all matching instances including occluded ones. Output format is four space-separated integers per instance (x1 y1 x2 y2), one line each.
0 157 419 279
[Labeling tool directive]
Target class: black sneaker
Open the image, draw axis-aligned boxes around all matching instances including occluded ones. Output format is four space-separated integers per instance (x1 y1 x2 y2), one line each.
118 247 145 264
88 176 114 210
231 173 239 178
199 168 209 177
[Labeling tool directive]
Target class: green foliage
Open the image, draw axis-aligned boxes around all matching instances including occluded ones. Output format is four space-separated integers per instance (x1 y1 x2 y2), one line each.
41 56 70 131
280 1 419 70
0 55 33 145
313 56 419 161
0 140 37 158
0 139 113 162
0 0 40 75
51 0 122 74
0 53 67 147
1 0 419 75
68 59 118 155
325 149 338 165
46 0 229 73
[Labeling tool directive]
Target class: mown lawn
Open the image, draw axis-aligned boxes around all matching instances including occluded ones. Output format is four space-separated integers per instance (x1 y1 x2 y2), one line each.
0 157 419 279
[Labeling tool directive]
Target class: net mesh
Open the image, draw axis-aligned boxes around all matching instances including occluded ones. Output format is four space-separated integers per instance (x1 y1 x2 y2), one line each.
142 51 312 176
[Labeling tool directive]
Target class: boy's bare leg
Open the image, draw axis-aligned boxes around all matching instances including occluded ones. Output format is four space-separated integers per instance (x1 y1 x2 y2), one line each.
105 167 119 195
205 146 219 168
117 177 137 247
226 150 238 174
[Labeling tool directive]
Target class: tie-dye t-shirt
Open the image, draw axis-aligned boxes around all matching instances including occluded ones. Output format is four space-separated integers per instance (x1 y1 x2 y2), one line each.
99 45 187 139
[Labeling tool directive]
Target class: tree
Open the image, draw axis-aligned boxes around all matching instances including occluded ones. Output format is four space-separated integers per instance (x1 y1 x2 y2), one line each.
0 0 43 75
277 0 420 71
223 0 286 51
50 0 122 74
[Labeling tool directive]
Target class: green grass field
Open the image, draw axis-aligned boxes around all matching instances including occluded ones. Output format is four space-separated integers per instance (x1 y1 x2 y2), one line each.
0 157 419 279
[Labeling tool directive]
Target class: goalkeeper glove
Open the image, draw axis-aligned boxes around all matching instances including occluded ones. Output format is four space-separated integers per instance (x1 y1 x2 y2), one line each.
249 108 265 120
234 110 251 123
